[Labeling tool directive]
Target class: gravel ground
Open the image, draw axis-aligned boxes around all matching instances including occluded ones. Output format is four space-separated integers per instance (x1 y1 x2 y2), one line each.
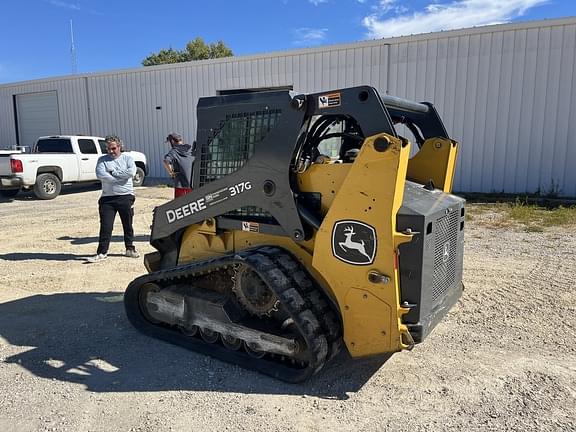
0 185 574 432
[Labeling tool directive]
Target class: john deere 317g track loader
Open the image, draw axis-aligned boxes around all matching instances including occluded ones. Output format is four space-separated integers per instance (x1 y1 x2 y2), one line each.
124 86 465 382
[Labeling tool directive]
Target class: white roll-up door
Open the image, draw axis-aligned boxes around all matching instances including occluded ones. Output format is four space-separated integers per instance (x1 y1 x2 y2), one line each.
15 91 61 150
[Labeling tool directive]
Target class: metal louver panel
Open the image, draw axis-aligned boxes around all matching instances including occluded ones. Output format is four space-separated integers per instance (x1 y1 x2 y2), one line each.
432 210 459 302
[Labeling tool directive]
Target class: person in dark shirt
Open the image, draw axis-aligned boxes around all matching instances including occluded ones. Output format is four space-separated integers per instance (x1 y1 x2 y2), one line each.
163 132 195 198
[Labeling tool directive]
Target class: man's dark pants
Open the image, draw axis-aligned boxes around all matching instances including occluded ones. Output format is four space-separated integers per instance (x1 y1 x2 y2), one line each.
97 194 135 255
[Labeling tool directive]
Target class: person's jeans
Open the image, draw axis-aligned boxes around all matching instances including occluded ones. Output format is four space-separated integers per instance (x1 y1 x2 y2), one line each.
97 194 135 255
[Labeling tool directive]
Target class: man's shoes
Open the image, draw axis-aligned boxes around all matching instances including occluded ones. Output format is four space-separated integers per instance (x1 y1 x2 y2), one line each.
125 248 140 258
87 253 108 263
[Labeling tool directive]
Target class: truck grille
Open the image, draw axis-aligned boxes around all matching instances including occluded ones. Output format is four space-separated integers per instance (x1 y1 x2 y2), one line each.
432 209 459 302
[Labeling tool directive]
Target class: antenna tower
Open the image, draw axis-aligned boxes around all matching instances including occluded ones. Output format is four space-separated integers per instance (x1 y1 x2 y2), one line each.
70 19 78 74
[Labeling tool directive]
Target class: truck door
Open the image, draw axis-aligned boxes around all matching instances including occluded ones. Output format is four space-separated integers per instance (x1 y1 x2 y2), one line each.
77 138 100 181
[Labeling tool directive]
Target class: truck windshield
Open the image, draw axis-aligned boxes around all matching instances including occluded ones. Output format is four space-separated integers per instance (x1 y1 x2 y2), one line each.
36 138 73 153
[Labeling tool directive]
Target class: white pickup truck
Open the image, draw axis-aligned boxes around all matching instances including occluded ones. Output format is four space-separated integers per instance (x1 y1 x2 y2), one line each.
0 135 147 200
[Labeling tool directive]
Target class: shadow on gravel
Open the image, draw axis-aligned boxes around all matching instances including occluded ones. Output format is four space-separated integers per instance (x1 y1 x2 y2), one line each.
0 252 136 262
0 292 388 399
57 234 150 245
0 252 90 261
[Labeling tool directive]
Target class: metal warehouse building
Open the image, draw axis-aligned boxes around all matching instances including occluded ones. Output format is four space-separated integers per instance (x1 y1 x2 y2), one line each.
1 16 575 196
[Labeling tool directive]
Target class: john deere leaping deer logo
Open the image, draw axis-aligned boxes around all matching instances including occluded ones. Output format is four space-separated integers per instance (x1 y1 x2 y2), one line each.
332 221 377 265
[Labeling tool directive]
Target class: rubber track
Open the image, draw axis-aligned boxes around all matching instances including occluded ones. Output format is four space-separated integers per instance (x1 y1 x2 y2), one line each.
124 247 337 382
257 247 343 360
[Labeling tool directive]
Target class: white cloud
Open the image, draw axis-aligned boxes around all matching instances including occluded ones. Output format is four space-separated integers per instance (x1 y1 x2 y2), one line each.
293 28 328 46
47 0 81 10
309 0 328 5
370 0 408 15
377 0 397 12
363 0 548 38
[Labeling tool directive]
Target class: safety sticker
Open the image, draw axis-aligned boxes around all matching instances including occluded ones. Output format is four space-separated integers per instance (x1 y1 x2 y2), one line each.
318 93 341 109
242 221 260 233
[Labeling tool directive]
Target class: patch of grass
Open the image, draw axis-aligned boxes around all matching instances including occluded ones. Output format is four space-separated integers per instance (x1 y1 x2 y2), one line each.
506 199 576 230
465 201 576 231
524 225 544 233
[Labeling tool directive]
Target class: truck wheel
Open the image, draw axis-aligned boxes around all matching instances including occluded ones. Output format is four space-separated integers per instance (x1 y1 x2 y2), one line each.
133 167 145 187
0 188 20 198
34 173 61 200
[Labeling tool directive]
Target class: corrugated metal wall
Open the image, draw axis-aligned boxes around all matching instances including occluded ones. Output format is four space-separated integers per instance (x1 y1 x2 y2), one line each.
385 21 576 196
1 17 575 196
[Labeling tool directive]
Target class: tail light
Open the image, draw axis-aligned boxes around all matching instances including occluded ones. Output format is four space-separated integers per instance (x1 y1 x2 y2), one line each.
10 159 23 173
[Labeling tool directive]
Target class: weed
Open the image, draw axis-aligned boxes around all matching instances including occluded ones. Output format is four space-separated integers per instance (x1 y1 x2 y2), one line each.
524 225 544 233
466 201 576 231
507 200 576 230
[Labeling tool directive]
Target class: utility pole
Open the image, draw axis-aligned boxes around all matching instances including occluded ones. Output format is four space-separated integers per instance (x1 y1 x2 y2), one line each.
70 19 78 74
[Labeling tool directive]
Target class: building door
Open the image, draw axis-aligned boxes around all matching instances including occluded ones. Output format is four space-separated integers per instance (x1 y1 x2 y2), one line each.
15 91 61 150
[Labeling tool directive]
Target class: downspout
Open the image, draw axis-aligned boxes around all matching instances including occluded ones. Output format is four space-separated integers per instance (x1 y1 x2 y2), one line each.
84 76 93 135
384 43 391 95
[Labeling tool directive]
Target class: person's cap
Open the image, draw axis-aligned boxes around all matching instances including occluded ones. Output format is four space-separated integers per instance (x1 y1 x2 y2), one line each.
166 132 183 142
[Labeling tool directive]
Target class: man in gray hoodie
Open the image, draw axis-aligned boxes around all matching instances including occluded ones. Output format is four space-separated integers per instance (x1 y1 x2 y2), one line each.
163 132 195 198
87 135 139 263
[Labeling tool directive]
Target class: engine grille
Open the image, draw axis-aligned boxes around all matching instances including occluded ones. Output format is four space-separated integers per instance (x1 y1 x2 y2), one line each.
431 209 459 302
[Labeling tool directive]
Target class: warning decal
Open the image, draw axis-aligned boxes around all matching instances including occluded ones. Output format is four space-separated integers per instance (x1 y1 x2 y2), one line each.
318 93 341 109
242 221 260 233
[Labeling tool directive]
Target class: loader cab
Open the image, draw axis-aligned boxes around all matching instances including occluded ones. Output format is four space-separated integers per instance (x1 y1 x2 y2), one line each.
301 92 450 165
298 114 365 168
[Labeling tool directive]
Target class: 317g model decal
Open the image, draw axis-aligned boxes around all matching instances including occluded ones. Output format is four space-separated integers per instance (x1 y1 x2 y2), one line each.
229 181 252 196
332 220 377 265
166 180 252 224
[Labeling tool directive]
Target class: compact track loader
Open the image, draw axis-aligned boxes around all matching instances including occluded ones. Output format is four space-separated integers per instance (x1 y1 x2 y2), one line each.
124 86 465 382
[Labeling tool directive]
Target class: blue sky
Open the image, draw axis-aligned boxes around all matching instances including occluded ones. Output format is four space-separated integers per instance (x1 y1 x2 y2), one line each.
0 0 574 84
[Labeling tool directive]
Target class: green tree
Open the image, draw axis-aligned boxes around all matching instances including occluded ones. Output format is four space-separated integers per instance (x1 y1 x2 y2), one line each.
208 40 233 59
142 37 233 66
141 48 184 66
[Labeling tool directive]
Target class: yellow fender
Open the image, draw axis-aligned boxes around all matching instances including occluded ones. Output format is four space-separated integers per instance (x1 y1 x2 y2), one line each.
312 133 414 357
